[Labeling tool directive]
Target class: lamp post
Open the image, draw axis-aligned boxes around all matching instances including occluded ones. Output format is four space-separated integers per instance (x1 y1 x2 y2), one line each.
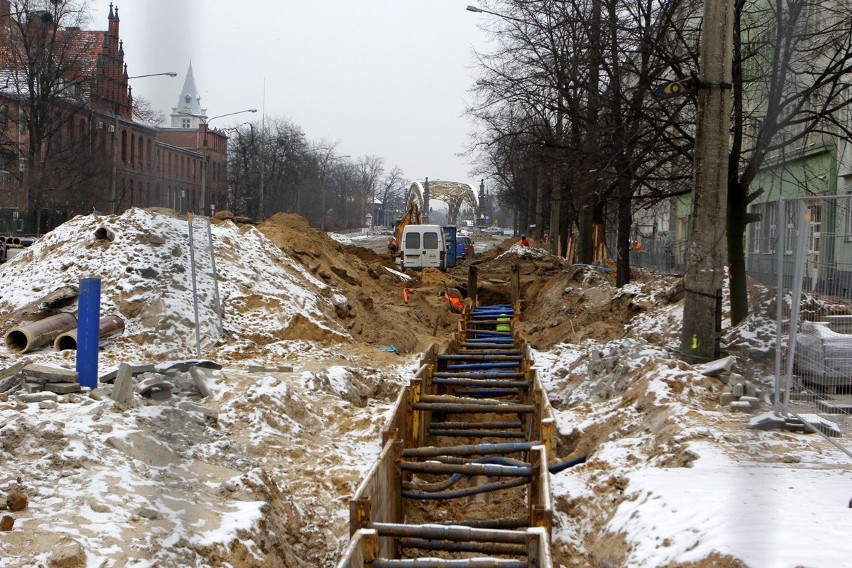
110 71 177 214
466 4 525 23
191 108 257 215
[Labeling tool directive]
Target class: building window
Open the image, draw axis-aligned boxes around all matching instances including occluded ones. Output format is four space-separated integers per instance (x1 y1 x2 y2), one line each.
0 151 13 190
182 118 190 128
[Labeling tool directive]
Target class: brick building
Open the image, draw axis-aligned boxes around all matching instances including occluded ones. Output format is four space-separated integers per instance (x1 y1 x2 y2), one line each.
0 3 226 235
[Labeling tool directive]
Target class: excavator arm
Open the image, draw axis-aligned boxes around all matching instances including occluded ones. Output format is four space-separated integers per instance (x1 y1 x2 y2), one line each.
393 202 422 250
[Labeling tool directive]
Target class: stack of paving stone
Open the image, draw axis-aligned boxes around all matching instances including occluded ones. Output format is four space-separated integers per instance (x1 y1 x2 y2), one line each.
697 355 767 413
17 363 81 395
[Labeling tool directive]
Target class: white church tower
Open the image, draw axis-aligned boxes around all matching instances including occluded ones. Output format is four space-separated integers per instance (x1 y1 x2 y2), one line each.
170 62 207 128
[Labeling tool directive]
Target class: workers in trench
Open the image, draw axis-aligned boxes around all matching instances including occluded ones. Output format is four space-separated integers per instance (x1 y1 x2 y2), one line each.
438 291 464 313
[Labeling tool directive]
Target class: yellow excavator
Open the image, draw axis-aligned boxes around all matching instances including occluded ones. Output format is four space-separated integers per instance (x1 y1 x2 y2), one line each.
389 202 422 259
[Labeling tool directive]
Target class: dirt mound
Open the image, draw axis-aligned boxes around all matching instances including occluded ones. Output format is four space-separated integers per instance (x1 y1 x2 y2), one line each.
249 214 460 353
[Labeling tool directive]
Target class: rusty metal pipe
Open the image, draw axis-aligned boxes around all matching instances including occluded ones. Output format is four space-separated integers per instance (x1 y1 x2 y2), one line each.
4 313 77 354
372 523 527 544
53 315 125 351
428 429 527 439
411 402 534 414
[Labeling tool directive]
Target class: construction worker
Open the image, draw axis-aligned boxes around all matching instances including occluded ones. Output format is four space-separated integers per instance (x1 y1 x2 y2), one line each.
387 237 398 257
438 291 464 313
496 313 511 332
520 234 529 247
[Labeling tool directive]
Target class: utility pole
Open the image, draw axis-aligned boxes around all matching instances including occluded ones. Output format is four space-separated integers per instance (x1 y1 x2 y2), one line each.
680 0 735 362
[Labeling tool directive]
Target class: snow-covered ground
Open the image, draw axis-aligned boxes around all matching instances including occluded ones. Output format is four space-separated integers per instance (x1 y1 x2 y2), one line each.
0 209 849 567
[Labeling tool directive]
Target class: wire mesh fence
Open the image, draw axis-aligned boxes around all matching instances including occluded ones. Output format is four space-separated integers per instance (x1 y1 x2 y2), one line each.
627 236 687 276
187 214 222 358
762 197 852 457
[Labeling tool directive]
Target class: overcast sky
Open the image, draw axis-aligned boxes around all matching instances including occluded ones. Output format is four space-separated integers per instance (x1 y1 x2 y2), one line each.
87 0 493 188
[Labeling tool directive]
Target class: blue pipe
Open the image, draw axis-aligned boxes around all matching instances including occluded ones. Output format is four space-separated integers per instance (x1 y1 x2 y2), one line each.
445 362 519 370
402 456 533 494
75 278 101 389
549 455 587 474
402 476 528 500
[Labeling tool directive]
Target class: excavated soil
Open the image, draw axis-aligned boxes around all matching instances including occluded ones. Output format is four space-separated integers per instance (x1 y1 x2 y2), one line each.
0 211 770 568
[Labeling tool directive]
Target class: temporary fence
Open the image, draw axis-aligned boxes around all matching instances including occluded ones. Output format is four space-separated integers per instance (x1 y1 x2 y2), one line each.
627 236 687 276
764 196 852 458
187 214 222 358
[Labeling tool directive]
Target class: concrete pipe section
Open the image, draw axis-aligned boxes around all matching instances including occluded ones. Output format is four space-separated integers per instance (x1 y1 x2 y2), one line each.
5 312 77 354
53 315 125 351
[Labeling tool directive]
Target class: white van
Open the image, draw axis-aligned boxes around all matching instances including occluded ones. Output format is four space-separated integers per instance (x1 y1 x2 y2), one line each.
401 224 447 270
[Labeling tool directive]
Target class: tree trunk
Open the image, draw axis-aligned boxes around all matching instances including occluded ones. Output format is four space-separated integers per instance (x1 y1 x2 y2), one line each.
577 204 594 264
727 180 749 326
616 179 632 286
549 186 561 256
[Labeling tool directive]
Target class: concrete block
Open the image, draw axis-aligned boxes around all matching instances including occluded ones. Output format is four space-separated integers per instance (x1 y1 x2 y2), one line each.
744 382 757 397
730 400 753 412
16 391 58 403
44 382 82 394
0 359 30 393
21 364 78 383
719 391 735 406
739 395 761 408
189 367 211 398
749 411 792 431
0 373 23 394
111 364 135 404
728 373 745 386
697 355 736 377
732 383 744 398
99 363 156 384
798 413 842 437
815 400 852 415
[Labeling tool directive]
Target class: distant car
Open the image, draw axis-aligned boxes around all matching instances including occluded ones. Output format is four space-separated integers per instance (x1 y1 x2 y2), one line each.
457 236 475 260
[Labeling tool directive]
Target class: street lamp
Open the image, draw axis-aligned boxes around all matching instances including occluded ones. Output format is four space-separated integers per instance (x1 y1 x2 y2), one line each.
191 108 257 215
466 4 524 23
129 72 177 79
195 109 258 125
110 71 177 213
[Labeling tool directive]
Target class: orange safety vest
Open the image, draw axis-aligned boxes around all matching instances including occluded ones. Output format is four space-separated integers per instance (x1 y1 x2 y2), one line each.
446 295 464 312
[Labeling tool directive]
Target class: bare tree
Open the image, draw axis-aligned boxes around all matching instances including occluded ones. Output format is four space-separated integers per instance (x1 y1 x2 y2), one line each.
726 0 852 324
0 0 101 232
375 165 406 227
133 96 166 127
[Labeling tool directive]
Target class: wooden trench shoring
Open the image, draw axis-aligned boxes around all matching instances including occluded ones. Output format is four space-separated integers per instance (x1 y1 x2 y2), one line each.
338 296 557 567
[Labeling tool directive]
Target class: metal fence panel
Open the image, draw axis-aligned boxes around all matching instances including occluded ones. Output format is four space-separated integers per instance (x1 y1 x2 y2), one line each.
770 197 852 457
187 214 222 358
